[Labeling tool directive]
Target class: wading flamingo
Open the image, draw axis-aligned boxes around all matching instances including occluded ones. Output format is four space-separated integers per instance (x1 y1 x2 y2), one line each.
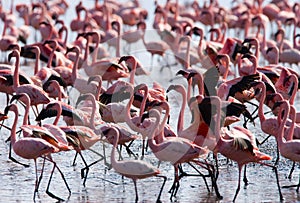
5 104 70 201
105 126 167 203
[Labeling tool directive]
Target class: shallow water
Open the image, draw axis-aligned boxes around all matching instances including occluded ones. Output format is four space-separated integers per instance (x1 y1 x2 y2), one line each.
1 0 300 202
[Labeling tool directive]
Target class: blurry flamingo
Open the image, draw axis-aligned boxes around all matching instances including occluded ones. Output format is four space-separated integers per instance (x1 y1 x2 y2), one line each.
9 49 51 116
105 126 166 203
138 21 170 69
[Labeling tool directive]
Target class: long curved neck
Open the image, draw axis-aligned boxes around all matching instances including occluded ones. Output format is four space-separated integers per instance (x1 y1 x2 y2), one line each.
277 103 289 147
289 75 298 105
196 73 204 96
129 58 137 85
71 49 79 83
258 83 266 123
126 90 141 132
185 37 191 69
53 102 62 125
286 105 295 141
223 56 229 80
212 97 222 142
95 77 103 99
34 48 41 75
89 95 97 128
110 128 119 167
197 31 204 58
22 95 31 125
47 43 56 68
147 112 163 151
84 37 90 66
11 107 19 146
158 103 170 134
177 86 187 133
116 23 121 57
139 85 148 118
92 34 99 63
13 53 20 89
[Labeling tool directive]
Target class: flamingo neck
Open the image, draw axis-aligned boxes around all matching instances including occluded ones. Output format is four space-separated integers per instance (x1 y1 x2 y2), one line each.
110 129 119 167
53 103 62 125
129 59 137 85
277 103 289 148
13 53 20 89
196 73 204 96
47 44 56 68
185 38 191 69
71 49 79 83
34 48 41 75
11 107 19 146
212 97 222 142
177 86 187 133
139 85 148 118
95 78 102 99
116 24 121 57
126 92 141 132
258 83 266 123
23 96 30 125
289 75 298 105
92 35 99 63
286 105 295 141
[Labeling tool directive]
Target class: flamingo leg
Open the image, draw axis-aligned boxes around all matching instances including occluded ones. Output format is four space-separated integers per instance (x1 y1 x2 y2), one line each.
288 161 296 180
259 162 283 201
274 139 280 166
187 162 210 192
169 165 180 200
133 179 138 203
155 175 167 203
72 151 78 166
78 152 89 187
123 143 138 159
233 165 242 202
243 164 249 186
45 158 71 201
141 139 145 160
81 150 105 186
45 161 65 201
36 157 46 193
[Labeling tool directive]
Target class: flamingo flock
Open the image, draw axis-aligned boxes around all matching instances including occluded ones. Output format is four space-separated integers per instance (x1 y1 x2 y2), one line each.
0 0 300 202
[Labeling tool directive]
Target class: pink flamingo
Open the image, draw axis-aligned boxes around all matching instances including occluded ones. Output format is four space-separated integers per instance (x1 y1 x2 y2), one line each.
144 107 221 199
210 96 283 202
5 103 70 201
8 49 51 115
275 100 300 191
104 126 166 203
277 28 300 66
138 21 170 69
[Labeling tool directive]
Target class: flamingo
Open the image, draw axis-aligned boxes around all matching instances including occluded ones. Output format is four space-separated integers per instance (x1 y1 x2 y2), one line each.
277 28 300 66
104 126 166 203
5 104 70 201
210 96 283 202
138 21 170 69
143 107 221 200
8 49 51 116
275 100 300 191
